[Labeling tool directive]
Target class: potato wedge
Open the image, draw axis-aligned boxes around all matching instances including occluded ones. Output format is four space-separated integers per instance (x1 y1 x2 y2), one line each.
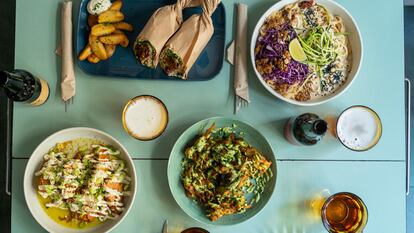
98 10 124 23
108 0 122 11
99 33 128 45
87 54 100 63
91 23 116 36
78 44 92 61
89 35 107 60
113 29 124 34
88 15 98 27
120 36 129 47
113 22 133 32
104 44 116 58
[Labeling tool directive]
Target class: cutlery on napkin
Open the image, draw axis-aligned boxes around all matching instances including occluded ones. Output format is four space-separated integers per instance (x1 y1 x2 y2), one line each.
59 0 76 112
162 219 168 233
227 3 249 114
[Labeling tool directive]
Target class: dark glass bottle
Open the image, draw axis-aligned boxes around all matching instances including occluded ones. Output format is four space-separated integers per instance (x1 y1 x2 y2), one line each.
284 113 328 146
0 69 49 106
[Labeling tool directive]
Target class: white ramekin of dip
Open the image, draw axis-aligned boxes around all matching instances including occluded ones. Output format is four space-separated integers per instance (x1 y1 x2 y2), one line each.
87 0 112 15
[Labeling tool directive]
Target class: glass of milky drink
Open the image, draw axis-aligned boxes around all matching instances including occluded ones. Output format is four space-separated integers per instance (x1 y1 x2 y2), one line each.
122 95 169 140
336 106 382 151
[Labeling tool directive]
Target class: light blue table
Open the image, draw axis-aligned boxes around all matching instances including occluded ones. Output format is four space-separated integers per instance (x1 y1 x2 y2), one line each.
13 0 405 161
11 0 407 232
12 160 406 233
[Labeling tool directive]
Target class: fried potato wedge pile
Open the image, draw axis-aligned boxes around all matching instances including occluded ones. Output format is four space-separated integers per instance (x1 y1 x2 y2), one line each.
79 0 133 63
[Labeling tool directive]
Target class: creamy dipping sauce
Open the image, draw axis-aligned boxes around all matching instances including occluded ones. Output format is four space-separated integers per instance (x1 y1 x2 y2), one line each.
123 96 168 140
87 0 112 15
336 106 382 151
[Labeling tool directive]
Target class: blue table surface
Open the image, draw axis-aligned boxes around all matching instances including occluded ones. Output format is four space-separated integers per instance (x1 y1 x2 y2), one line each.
9 0 408 232
12 159 406 233
12 0 406 161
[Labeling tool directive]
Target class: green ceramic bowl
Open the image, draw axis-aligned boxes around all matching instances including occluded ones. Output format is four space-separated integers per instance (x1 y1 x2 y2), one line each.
167 117 277 225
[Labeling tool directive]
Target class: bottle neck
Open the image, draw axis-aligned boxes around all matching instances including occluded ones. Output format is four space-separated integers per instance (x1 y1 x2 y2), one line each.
298 118 328 138
312 120 328 136
0 71 9 87
0 69 39 102
0 70 25 94
290 113 328 146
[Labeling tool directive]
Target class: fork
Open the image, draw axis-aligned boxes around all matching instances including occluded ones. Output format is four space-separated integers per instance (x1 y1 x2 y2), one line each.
65 96 74 112
235 95 248 114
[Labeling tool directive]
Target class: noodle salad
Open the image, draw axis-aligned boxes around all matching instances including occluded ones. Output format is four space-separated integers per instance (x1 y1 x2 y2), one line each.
180 124 273 221
255 0 350 101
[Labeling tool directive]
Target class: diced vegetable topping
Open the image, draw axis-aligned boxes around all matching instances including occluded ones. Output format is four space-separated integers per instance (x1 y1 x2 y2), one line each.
35 140 131 226
255 23 309 85
180 124 273 221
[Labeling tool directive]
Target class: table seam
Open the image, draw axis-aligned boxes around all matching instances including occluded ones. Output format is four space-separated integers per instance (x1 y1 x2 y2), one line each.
11 157 405 162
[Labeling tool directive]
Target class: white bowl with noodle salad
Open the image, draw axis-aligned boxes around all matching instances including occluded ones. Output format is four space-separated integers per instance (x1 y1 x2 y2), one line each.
251 0 362 106
23 127 136 233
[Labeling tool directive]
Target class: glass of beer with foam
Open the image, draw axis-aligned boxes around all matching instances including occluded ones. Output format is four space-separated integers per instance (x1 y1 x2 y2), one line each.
336 106 382 151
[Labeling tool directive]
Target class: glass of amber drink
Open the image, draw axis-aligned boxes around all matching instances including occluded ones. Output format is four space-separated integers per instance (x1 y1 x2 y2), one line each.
321 192 368 233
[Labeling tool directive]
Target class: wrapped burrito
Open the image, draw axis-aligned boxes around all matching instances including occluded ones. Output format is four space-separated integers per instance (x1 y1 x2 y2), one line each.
134 0 199 68
160 0 221 79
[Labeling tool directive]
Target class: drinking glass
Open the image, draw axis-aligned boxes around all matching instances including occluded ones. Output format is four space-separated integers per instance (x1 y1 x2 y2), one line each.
336 105 382 152
321 192 368 233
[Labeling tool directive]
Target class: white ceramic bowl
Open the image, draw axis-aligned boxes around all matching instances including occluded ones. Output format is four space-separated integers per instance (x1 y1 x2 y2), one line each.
250 0 363 106
24 127 137 233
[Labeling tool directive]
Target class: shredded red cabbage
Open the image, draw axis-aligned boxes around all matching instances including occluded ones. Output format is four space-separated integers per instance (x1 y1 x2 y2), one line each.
255 23 309 85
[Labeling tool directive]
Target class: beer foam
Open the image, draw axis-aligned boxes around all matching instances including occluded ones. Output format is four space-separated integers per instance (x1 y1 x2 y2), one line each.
336 106 381 151
123 96 168 140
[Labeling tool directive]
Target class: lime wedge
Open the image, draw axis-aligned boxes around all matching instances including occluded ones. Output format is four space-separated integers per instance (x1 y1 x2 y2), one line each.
289 38 307 62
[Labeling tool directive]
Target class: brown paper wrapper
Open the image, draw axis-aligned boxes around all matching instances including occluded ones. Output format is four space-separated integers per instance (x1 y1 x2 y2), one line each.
135 0 200 67
160 0 221 79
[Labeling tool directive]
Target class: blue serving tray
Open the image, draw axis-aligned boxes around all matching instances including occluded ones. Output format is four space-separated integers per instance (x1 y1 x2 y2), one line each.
76 0 226 81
